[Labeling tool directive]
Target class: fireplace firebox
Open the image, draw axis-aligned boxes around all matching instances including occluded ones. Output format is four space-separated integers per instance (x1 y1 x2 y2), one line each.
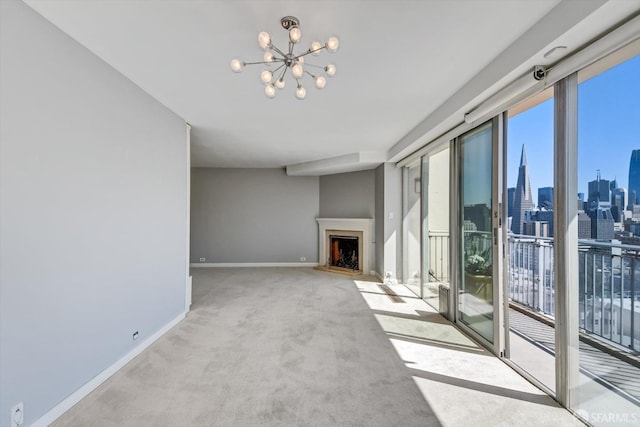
329 235 359 270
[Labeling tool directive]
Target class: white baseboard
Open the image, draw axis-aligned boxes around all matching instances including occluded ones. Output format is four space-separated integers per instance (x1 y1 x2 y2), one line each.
33 312 186 427
190 262 319 268
375 271 384 282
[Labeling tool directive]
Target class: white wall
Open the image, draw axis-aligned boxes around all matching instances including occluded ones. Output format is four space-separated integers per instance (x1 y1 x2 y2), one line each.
0 1 188 425
375 163 402 280
375 165 385 276
190 168 319 264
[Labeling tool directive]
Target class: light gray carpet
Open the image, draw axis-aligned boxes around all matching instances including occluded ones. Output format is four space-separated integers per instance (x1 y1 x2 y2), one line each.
53 268 440 426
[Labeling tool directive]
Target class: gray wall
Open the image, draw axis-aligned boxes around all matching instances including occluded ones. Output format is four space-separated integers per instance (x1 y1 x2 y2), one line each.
191 168 319 263
319 170 375 219
0 1 188 425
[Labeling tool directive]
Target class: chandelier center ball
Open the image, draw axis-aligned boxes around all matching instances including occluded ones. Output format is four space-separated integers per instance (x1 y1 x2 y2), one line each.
284 53 296 68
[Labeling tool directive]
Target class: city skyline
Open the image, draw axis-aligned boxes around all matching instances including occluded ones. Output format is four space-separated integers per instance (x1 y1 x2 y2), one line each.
508 54 640 205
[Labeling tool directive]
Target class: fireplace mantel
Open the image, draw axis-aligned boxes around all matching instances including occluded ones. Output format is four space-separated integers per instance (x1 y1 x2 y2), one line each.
316 218 374 275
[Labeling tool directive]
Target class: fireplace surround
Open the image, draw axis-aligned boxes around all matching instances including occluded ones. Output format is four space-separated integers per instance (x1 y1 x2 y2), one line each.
316 218 374 275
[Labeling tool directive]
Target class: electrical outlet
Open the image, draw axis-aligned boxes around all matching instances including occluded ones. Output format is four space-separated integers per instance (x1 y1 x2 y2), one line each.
132 331 139 340
11 402 23 427
199 257 206 262
300 257 306 262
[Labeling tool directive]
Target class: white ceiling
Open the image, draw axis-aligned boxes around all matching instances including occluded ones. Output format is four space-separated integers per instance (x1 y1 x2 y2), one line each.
23 0 640 173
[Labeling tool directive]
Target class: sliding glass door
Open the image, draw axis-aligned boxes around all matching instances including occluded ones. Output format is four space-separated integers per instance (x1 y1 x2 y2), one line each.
456 117 505 349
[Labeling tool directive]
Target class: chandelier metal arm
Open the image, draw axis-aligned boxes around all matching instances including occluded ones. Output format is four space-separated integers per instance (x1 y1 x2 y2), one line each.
294 47 326 59
244 60 279 66
270 44 288 58
301 63 325 70
271 63 286 75
277 66 288 82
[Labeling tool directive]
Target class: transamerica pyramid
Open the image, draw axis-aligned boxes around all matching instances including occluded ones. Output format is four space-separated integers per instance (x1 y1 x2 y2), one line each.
511 145 535 234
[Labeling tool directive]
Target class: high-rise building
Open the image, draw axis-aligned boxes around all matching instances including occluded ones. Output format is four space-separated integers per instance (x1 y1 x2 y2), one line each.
629 190 637 210
511 145 535 234
578 211 591 239
611 187 627 222
523 221 549 237
611 205 620 223
590 206 615 240
536 209 554 237
524 209 554 237
588 171 610 207
538 187 553 209
507 187 515 217
628 150 640 205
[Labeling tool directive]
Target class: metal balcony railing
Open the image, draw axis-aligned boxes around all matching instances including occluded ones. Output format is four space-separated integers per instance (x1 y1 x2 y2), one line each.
508 234 640 352
428 230 449 282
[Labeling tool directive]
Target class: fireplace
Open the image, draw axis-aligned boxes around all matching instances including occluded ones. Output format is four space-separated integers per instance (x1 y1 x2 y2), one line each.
316 218 373 275
328 233 361 271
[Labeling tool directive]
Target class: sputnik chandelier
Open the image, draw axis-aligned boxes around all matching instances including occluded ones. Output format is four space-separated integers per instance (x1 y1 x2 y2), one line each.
230 16 339 100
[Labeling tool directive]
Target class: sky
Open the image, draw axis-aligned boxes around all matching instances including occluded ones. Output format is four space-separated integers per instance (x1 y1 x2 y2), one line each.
508 54 640 205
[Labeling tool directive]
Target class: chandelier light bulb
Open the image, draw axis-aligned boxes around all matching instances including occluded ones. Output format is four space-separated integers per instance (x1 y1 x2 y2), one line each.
265 84 276 98
326 37 340 52
296 85 306 100
315 76 327 89
258 31 271 50
289 27 302 44
264 52 274 63
275 78 285 89
325 64 336 77
291 63 304 78
310 41 323 55
230 58 244 73
260 70 273 84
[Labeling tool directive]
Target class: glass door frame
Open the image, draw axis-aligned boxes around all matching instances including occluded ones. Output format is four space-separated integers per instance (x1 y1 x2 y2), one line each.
451 115 507 356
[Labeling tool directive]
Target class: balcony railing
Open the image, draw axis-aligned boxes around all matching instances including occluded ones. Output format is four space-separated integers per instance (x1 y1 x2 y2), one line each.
508 234 640 352
428 230 449 282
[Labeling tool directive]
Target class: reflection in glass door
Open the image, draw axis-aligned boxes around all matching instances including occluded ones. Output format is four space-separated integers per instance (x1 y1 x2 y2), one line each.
458 120 499 344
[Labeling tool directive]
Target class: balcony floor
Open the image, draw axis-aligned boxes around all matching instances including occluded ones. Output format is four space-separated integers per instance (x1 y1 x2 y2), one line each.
508 307 640 423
